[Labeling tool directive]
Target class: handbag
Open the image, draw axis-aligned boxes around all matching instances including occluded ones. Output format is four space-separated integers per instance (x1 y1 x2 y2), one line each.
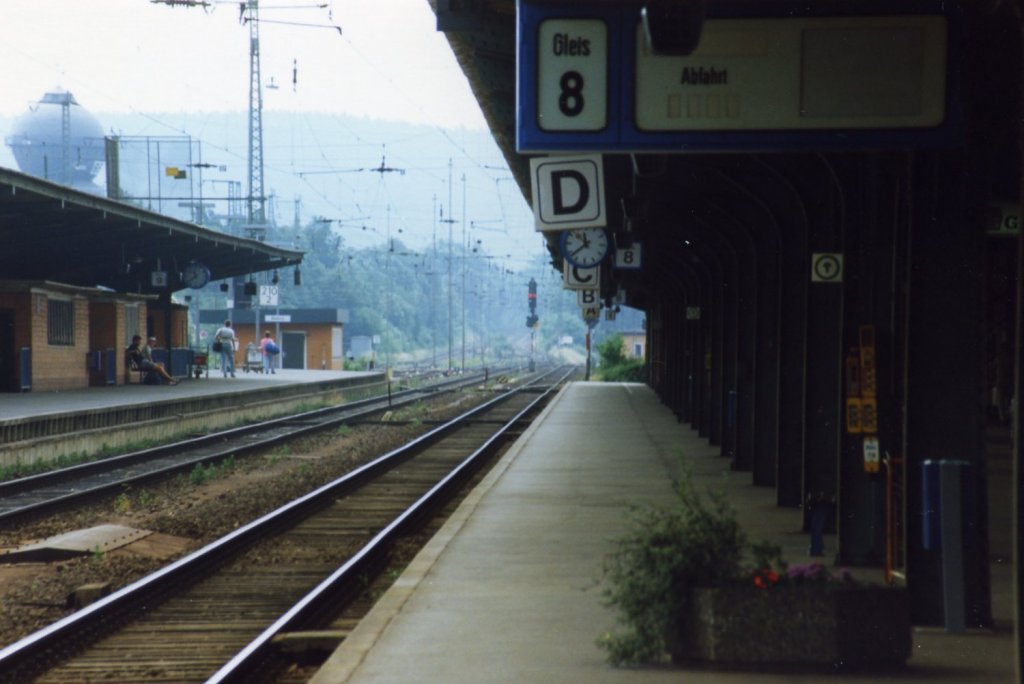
266 342 280 355
212 340 223 353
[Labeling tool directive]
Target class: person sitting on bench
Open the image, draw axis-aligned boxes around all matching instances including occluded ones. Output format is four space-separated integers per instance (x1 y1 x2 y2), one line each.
126 335 178 385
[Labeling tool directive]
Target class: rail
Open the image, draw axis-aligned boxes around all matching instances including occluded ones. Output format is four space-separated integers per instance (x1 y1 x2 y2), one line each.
0 370 495 523
209 365 571 682
0 365 572 681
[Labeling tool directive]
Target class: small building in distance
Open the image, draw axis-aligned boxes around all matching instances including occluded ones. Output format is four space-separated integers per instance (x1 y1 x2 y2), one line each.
620 331 646 361
200 308 348 371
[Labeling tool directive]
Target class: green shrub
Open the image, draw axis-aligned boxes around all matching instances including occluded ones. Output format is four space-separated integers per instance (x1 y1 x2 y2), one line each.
595 335 645 382
600 358 646 382
598 472 747 665
189 462 211 485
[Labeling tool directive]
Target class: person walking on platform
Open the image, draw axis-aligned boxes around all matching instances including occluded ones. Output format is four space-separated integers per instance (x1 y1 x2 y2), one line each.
213 320 237 378
259 330 278 374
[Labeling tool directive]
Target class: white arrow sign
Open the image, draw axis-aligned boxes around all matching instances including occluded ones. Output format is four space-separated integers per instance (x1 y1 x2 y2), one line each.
811 253 844 283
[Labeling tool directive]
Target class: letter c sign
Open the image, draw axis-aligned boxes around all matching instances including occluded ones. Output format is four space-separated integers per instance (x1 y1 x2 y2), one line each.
530 153 606 231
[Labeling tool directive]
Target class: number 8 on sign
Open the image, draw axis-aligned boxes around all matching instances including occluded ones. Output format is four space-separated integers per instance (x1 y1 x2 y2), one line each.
537 19 608 132
559 71 585 117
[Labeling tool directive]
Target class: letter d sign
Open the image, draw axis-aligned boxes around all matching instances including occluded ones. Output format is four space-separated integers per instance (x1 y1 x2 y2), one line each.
530 153 606 231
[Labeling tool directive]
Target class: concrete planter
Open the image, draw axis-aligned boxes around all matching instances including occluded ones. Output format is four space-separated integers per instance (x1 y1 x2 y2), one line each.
670 585 911 668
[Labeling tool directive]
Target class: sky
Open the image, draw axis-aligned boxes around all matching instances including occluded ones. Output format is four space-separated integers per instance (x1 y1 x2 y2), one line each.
0 0 487 127
0 1 544 264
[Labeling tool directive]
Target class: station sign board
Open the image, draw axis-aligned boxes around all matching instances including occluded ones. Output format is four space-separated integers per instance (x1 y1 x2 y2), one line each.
259 285 279 307
517 2 962 153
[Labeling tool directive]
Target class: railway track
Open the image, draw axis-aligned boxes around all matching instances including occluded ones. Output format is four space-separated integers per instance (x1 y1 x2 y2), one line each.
0 366 572 683
0 369 500 525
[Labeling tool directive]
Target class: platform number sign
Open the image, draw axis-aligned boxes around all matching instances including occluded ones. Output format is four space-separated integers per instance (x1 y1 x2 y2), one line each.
537 19 608 132
614 243 642 269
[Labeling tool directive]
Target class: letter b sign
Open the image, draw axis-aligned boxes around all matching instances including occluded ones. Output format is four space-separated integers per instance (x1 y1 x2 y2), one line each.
530 154 606 231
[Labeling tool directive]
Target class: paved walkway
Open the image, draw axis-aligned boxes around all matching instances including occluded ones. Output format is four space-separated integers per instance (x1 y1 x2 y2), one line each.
0 369 381 421
310 382 1015 684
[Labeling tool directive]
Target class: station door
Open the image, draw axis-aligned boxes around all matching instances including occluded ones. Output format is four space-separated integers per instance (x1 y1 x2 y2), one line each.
282 331 306 370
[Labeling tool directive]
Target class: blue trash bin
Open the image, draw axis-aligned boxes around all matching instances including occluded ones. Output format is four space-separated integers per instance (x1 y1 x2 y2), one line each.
921 459 978 632
922 459 977 551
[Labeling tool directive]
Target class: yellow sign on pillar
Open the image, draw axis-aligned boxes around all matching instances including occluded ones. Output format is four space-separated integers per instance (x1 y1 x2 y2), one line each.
846 398 863 434
860 397 878 433
859 325 877 397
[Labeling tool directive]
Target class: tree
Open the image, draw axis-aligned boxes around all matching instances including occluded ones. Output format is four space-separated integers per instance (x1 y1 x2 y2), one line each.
596 334 645 382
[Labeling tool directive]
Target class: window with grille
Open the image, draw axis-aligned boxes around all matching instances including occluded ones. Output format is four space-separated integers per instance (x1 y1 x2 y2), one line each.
48 299 74 346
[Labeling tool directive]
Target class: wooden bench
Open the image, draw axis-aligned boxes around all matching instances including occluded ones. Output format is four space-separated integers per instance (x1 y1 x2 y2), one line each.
125 353 157 385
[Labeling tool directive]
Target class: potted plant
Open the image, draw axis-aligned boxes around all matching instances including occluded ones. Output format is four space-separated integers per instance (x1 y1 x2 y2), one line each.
597 473 911 669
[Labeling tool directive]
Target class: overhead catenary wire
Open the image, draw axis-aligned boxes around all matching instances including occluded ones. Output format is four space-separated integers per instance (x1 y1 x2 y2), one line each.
2 1 535 261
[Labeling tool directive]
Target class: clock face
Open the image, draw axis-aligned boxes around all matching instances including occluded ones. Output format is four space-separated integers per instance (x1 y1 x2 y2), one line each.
560 228 609 268
183 262 210 289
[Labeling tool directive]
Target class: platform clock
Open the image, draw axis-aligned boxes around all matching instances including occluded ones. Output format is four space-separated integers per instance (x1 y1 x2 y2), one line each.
182 261 211 289
560 227 609 268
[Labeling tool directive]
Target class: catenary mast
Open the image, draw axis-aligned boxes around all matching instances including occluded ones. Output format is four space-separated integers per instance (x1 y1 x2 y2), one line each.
244 0 266 238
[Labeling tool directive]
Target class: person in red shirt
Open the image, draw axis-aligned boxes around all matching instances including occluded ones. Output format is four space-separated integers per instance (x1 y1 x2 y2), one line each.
259 330 278 374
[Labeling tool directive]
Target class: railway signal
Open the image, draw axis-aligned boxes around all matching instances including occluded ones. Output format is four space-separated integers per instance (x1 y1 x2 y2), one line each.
526 277 539 328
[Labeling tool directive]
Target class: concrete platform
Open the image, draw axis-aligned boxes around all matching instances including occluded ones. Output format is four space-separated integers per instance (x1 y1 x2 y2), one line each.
0 369 385 467
310 382 1015 684
0 369 381 421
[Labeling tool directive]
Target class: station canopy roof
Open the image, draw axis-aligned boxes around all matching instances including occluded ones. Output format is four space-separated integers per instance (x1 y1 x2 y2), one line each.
0 167 303 296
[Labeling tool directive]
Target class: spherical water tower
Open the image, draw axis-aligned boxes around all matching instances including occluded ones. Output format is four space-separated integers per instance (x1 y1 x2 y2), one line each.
4 90 105 193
